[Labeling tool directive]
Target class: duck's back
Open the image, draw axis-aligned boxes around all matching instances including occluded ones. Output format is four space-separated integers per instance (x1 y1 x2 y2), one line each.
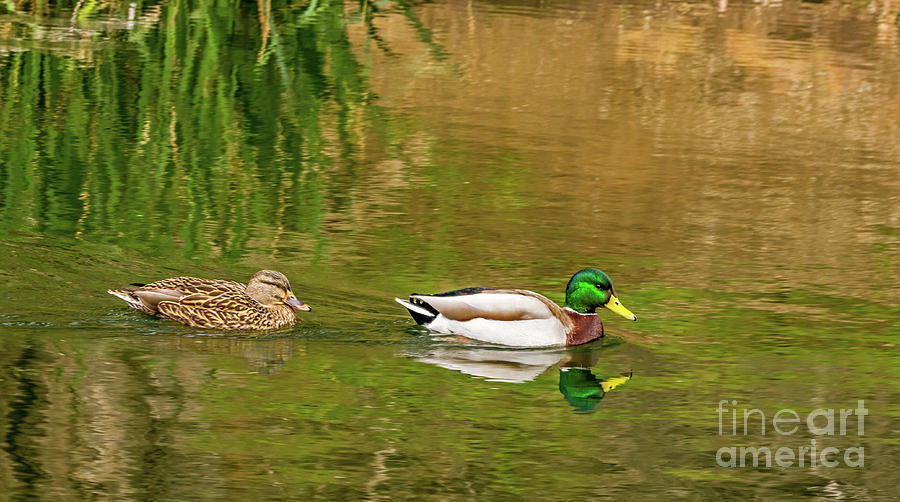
139 276 247 294
411 288 563 322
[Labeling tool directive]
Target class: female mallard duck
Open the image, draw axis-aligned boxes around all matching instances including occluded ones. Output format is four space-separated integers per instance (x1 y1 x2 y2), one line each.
108 270 310 330
395 268 636 347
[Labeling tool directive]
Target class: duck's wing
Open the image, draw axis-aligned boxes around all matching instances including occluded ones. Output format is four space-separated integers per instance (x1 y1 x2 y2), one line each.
108 277 247 315
108 285 184 314
155 289 275 329
409 288 569 324
108 286 173 314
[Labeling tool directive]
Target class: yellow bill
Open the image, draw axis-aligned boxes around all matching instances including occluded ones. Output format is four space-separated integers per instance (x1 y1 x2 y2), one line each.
604 294 636 321
600 373 633 393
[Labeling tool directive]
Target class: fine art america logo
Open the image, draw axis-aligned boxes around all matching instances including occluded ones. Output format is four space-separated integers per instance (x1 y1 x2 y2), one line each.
715 400 866 468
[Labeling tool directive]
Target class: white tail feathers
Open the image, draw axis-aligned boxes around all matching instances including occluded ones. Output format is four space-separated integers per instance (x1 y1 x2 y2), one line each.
395 298 433 317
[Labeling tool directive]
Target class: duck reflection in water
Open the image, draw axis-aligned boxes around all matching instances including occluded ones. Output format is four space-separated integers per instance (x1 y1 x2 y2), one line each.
558 367 632 414
412 341 632 413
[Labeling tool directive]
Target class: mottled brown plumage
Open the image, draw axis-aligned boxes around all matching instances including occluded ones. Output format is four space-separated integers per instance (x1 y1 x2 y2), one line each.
108 270 310 330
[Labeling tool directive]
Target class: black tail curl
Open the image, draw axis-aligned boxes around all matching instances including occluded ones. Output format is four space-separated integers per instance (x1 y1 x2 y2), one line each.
407 297 439 325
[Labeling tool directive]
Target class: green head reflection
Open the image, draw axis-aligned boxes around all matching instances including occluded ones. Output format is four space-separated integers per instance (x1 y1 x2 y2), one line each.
558 368 633 414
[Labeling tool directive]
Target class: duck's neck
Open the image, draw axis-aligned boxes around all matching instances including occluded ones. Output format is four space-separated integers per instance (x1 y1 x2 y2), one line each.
563 296 596 314
268 303 297 329
271 303 295 314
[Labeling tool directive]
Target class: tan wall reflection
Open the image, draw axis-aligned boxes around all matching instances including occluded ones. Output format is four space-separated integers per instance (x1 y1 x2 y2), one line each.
349 0 900 297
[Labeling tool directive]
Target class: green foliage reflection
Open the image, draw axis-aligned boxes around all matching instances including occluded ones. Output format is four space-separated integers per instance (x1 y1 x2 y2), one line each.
0 0 390 260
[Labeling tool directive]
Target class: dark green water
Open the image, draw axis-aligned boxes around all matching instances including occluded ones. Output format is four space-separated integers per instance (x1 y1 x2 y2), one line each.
1 0 899 499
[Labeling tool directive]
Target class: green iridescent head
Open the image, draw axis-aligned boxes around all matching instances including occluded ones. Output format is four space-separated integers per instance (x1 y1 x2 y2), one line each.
563 268 637 320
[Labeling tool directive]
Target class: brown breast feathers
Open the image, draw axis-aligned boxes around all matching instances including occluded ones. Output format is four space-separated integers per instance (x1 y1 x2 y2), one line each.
564 311 604 345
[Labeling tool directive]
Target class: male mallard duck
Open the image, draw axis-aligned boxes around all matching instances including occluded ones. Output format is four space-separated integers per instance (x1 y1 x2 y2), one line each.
108 270 310 330
395 268 636 347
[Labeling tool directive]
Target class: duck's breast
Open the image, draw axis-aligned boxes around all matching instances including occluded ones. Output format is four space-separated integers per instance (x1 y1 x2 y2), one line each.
563 308 604 345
